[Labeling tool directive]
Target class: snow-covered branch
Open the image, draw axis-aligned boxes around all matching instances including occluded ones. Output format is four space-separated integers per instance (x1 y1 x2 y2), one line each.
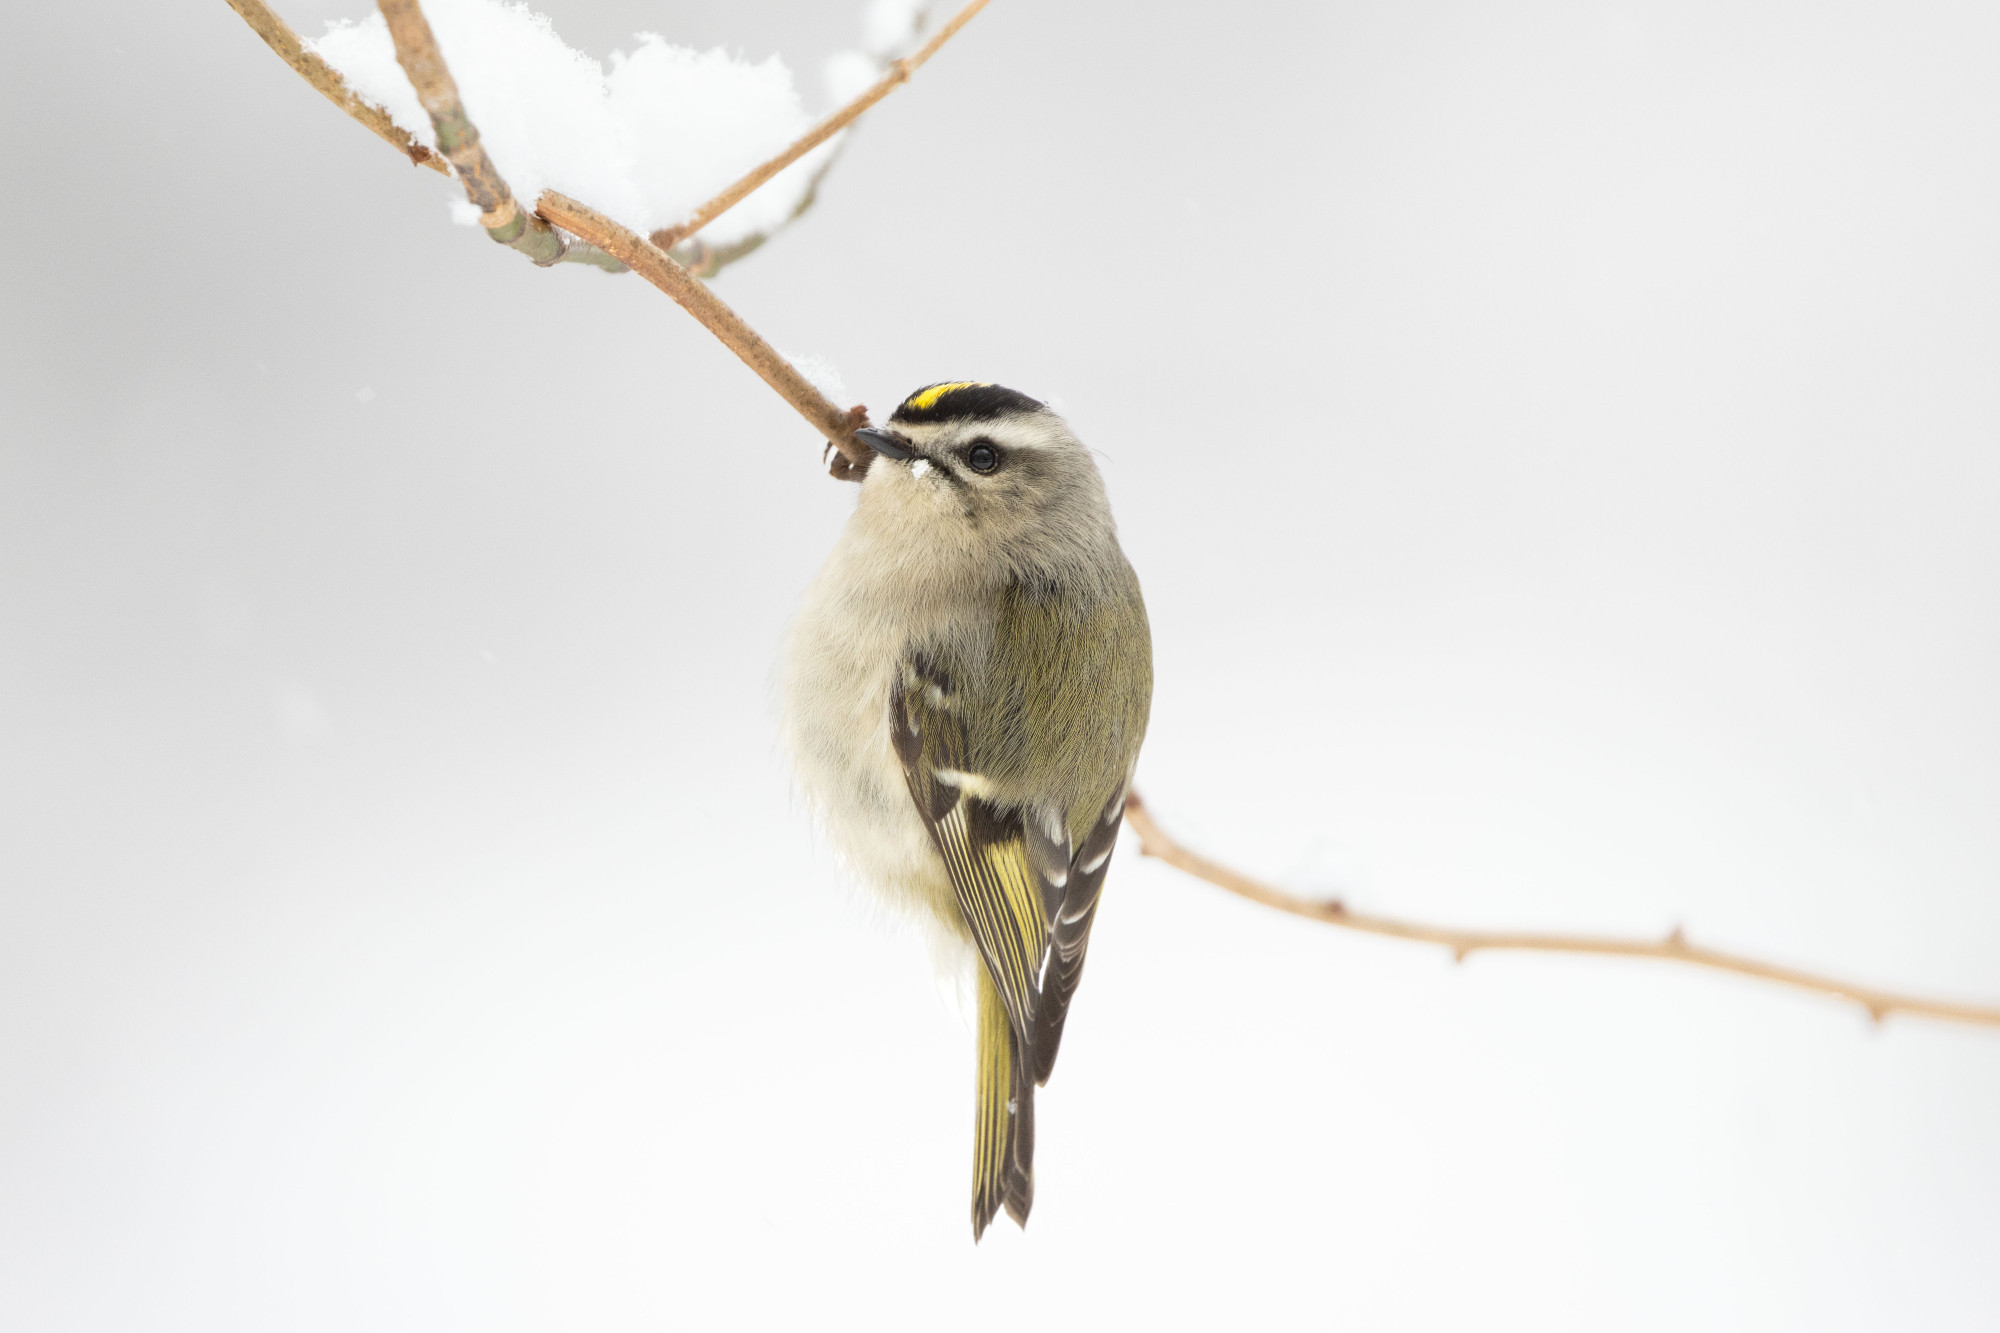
650 0 992 262
224 0 447 174
285 0 975 280
226 0 980 470
376 0 621 269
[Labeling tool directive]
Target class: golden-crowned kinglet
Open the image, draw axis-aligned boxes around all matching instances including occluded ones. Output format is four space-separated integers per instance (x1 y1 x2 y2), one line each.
783 382 1152 1239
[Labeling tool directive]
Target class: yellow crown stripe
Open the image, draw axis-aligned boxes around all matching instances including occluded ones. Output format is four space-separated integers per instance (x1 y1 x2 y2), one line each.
907 381 989 412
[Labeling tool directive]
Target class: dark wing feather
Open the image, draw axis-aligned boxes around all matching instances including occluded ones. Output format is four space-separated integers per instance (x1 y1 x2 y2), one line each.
1031 788 1125 1085
891 654 1051 1055
892 649 1133 1092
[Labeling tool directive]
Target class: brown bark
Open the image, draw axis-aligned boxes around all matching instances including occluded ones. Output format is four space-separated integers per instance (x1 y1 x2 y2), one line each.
376 0 569 265
1124 793 2000 1030
224 0 448 173
649 0 992 252
539 191 874 479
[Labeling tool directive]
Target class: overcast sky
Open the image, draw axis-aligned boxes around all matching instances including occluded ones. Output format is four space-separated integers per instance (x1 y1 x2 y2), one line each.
3 0 1998 1328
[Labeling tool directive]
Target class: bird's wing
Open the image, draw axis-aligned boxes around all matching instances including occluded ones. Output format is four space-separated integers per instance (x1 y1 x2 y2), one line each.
890 653 1136 1088
891 650 1058 1053
1031 786 1125 1084
892 572 1150 1079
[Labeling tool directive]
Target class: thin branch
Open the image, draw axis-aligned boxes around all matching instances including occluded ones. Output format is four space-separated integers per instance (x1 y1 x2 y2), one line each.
376 0 574 265
666 163 831 280
537 191 874 479
226 0 448 172
1123 792 2000 1031
649 0 993 253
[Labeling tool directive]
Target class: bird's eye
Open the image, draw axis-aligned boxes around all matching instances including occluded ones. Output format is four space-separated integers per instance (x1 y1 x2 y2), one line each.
966 441 1001 474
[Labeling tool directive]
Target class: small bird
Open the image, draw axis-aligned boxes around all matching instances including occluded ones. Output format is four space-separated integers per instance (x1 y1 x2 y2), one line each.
783 382 1151 1239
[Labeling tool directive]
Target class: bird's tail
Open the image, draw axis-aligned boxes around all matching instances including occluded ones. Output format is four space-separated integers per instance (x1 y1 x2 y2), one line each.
971 968 1034 1240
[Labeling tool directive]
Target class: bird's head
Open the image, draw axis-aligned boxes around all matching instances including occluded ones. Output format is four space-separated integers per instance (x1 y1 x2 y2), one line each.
851 382 1114 582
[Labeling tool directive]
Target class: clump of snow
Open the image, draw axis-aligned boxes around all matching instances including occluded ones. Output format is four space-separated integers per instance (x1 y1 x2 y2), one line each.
860 0 929 58
827 0 926 99
782 352 852 405
312 0 884 248
822 51 881 106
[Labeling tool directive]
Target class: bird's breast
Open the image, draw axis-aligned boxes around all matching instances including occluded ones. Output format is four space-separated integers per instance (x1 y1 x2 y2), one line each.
781 546 978 932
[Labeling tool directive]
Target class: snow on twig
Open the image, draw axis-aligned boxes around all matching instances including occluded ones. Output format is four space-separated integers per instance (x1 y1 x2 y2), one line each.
299 0 982 275
649 0 992 261
224 0 447 172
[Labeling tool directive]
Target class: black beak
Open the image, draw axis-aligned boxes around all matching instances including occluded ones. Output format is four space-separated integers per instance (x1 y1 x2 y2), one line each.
854 426 916 461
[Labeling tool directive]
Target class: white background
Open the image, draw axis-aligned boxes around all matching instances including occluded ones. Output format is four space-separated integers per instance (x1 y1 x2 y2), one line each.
3 0 1996 1327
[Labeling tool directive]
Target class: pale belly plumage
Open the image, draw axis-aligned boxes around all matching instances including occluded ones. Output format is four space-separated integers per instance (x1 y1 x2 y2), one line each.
780 539 973 942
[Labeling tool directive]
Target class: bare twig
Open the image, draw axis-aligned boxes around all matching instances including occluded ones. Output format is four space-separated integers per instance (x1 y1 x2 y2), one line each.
1123 792 2000 1031
538 191 874 479
225 0 447 172
649 0 993 253
666 169 829 280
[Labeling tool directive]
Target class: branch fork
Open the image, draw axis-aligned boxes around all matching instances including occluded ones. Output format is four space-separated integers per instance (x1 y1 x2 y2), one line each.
227 0 987 473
